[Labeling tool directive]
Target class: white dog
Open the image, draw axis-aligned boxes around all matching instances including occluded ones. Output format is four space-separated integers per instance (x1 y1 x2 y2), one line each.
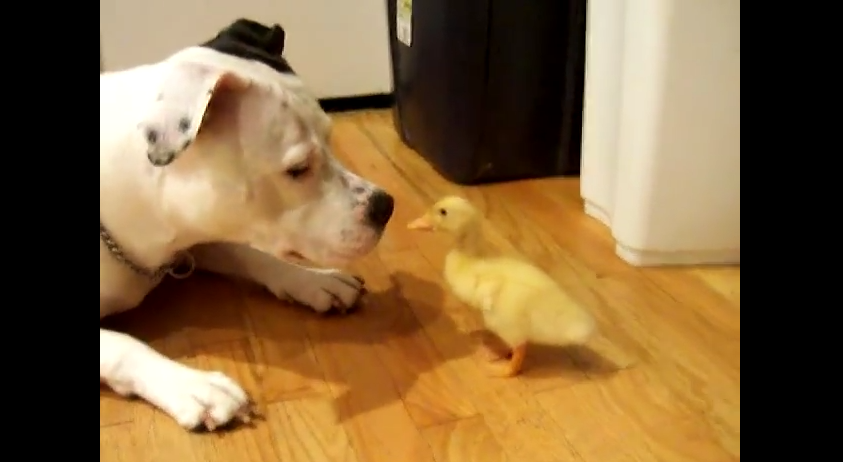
99 19 394 431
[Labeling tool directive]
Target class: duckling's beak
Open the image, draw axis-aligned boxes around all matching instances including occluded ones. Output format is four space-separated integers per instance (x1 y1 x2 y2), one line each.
407 214 435 231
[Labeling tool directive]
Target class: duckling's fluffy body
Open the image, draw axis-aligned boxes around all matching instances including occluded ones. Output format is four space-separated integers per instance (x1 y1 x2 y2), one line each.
444 251 596 349
408 196 598 376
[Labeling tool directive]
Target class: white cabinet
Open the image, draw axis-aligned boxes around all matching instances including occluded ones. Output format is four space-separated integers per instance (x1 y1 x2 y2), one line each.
99 0 393 99
580 0 740 266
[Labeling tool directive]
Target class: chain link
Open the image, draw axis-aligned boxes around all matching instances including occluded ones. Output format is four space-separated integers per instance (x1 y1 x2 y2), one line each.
99 222 194 280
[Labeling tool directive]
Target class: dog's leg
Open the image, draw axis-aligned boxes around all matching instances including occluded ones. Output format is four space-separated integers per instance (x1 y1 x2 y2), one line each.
191 243 364 313
100 328 253 430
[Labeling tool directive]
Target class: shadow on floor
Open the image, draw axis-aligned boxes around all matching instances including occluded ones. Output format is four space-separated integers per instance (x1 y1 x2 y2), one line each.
100 269 472 425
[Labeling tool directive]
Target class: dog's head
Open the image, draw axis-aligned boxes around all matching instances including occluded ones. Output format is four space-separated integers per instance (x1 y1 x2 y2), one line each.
135 19 394 267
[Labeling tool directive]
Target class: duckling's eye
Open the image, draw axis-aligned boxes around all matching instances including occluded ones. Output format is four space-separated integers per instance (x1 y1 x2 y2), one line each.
438 208 447 216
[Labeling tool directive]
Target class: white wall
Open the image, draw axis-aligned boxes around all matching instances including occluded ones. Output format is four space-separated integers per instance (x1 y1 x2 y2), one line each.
581 0 740 266
99 0 393 99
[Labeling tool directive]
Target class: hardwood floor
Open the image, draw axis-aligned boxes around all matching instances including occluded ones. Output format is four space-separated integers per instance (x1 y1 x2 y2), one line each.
100 110 741 462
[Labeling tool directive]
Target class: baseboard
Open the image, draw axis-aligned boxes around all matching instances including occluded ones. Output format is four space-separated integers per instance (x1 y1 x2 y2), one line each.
615 242 740 267
584 200 739 267
319 93 394 113
583 200 612 227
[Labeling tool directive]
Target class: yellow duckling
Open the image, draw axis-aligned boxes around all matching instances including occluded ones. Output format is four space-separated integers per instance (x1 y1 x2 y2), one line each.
408 196 600 377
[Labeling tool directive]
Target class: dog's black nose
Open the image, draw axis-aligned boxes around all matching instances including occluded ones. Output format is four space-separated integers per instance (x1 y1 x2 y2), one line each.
366 190 395 228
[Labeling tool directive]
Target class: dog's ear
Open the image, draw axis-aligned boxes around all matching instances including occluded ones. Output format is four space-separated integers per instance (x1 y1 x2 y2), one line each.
137 62 247 167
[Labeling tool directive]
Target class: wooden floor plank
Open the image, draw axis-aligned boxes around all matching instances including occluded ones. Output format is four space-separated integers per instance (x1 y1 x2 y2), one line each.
268 398 360 462
100 423 141 462
304 270 437 462
536 366 736 462
187 340 281 462
242 286 331 403
422 415 510 462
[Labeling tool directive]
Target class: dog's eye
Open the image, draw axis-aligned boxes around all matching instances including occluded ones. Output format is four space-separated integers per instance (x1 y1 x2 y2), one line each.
285 163 310 179
439 208 447 216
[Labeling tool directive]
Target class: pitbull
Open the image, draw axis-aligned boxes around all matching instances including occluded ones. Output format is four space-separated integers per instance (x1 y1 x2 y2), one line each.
99 19 394 431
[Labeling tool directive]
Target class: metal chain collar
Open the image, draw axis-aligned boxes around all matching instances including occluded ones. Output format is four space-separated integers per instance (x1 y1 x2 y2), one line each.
99 222 195 280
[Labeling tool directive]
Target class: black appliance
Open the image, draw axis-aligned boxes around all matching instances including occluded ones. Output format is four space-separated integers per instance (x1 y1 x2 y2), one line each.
386 0 587 185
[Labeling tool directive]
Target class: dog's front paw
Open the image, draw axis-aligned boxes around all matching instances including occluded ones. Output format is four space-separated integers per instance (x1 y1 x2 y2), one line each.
275 268 365 314
142 366 256 431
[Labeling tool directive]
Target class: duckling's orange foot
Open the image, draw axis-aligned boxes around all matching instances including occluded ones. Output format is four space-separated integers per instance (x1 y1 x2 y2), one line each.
485 359 522 377
483 344 527 378
477 344 508 362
